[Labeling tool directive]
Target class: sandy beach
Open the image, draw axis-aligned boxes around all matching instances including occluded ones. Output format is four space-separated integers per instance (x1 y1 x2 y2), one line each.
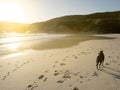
0 34 120 90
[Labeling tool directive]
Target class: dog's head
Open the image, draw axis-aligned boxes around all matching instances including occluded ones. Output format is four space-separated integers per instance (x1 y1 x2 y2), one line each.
98 50 103 54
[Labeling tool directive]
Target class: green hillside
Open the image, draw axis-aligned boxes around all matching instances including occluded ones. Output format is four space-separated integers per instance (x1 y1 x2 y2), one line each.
28 11 120 34
0 11 120 34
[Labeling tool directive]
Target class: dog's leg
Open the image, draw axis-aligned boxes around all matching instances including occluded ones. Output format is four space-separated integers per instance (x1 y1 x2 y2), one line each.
102 60 104 66
99 61 104 71
96 62 99 69
99 62 101 69
96 65 99 69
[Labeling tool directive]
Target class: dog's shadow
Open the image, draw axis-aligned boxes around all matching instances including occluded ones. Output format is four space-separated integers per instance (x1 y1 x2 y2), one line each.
101 66 120 79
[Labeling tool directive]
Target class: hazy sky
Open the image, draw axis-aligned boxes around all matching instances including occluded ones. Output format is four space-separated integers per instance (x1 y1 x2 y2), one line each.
0 0 120 23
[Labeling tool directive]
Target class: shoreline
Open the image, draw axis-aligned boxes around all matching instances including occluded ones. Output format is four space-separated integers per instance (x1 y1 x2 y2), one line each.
0 34 115 57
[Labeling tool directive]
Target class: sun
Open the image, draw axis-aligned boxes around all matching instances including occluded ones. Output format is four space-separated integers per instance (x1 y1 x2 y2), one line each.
0 1 27 23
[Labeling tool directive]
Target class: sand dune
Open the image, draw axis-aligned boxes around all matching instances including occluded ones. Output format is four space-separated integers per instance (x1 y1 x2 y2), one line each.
0 34 120 90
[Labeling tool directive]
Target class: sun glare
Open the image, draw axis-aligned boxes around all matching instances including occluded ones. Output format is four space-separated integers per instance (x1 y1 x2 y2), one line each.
7 43 21 50
0 1 27 23
2 34 22 50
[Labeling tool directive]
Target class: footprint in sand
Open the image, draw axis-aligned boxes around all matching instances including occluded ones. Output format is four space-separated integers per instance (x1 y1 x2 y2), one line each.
38 75 44 80
3 72 11 80
105 63 110 65
77 72 80 74
43 77 48 82
92 72 98 76
55 61 59 63
3 76 6 80
31 85 38 90
28 84 32 88
109 56 111 58
81 52 85 54
44 70 49 73
68 85 72 87
27 84 38 90
60 63 66 66
7 72 10 76
63 74 71 79
74 56 78 59
26 75 48 89
53 65 55 68
74 73 78 76
79 75 83 79
80 81 83 83
57 80 64 83
54 71 60 76
13 68 17 72
38 75 48 82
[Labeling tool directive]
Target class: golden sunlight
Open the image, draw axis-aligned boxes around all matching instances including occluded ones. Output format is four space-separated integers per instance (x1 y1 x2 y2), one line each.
8 43 21 50
0 1 27 23
5 37 22 50
2 33 22 50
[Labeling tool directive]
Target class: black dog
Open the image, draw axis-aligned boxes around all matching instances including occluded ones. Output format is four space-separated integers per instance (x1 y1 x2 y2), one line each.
96 50 105 69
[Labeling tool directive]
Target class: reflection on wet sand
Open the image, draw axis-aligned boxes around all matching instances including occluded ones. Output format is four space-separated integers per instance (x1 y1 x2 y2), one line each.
17 34 115 50
0 34 115 56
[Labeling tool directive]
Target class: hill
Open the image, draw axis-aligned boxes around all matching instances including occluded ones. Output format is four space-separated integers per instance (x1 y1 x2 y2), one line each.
28 11 120 34
0 11 120 34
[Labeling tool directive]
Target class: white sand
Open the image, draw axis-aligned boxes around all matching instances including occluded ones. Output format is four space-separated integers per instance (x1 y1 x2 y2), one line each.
0 34 120 90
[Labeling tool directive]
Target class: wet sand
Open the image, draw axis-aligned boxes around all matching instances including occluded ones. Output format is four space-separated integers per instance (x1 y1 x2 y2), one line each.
18 34 114 50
